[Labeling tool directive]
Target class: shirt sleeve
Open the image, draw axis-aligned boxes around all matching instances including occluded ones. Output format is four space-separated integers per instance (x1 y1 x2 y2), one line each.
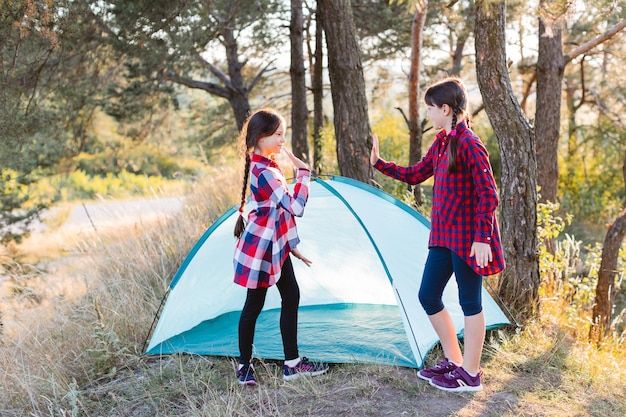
462 136 499 244
373 141 437 185
257 168 310 217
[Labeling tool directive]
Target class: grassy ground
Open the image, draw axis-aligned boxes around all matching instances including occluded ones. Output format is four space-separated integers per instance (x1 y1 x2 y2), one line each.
1 169 624 416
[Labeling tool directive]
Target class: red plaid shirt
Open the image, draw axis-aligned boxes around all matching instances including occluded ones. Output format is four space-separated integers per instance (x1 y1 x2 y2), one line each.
234 154 310 288
374 122 505 276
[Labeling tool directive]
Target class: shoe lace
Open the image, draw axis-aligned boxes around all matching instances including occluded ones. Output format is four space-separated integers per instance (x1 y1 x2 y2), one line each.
445 369 460 378
238 364 253 375
297 357 314 370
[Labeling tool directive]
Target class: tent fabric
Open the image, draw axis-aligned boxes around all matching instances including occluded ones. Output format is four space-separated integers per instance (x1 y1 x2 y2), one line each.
146 176 509 368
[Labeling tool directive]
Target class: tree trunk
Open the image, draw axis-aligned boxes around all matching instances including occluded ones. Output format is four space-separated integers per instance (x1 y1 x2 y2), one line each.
535 0 565 204
309 9 324 175
222 27 252 131
290 0 310 163
591 207 626 340
590 150 626 340
450 33 468 76
449 3 472 78
408 2 427 206
475 0 541 320
318 0 372 183
564 78 578 156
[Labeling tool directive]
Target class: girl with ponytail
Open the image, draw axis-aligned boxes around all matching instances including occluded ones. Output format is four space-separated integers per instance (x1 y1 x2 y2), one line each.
232 108 328 386
370 77 505 392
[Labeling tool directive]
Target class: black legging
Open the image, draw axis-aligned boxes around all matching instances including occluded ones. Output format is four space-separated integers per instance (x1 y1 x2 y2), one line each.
238 256 300 364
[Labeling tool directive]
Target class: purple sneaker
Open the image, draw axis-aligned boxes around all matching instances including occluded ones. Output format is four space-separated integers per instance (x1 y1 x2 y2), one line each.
429 367 483 392
417 358 459 381
236 363 257 386
283 357 329 381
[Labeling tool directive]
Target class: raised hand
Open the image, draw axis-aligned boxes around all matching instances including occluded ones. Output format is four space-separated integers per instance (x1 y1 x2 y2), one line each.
370 133 380 165
283 148 309 170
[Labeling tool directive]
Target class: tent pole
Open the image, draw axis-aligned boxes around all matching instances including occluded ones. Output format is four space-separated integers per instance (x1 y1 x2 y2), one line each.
141 289 170 355
483 278 521 328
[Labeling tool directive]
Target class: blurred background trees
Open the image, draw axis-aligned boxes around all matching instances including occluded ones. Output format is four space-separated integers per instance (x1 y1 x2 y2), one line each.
1 0 625 333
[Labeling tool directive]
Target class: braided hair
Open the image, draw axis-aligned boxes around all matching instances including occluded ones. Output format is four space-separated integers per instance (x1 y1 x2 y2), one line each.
424 77 471 173
233 108 285 238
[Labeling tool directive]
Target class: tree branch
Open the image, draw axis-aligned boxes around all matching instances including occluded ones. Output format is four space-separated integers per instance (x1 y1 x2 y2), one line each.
565 19 626 64
586 87 625 128
196 52 233 90
471 102 485 118
394 107 410 129
163 71 231 98
26 47 54 115
519 72 536 113
248 60 276 92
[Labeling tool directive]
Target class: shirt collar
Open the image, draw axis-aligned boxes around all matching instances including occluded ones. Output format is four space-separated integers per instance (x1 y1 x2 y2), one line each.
251 153 279 168
436 121 467 141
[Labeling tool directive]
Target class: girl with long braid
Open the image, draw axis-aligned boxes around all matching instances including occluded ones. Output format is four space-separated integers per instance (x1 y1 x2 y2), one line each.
233 108 328 386
370 77 505 392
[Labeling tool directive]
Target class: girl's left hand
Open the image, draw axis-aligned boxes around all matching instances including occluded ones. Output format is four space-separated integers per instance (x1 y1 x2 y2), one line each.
291 248 312 267
470 241 493 268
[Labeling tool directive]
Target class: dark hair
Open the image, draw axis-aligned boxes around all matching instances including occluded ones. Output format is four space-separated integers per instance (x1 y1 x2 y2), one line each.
424 77 471 173
234 108 285 238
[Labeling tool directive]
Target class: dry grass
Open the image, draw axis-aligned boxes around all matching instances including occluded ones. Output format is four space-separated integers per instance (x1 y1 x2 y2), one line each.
0 167 625 416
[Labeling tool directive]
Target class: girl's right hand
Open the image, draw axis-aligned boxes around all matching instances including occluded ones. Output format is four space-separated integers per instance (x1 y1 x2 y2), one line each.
284 148 309 170
370 133 380 165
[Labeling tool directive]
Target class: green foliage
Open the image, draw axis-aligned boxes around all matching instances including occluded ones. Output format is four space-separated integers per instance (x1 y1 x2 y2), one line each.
537 200 574 290
351 0 413 62
313 121 340 177
537 200 625 336
370 108 425 201
30 170 188 202
0 169 54 243
96 0 287 123
73 148 198 178
0 0 125 241
85 319 128 380
182 100 240 164
559 118 626 242
559 3 626 242
471 114 502 185
1 170 31 213
538 200 573 241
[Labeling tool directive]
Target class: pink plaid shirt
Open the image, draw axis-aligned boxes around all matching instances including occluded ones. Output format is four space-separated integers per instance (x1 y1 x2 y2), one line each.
374 123 505 276
234 154 310 288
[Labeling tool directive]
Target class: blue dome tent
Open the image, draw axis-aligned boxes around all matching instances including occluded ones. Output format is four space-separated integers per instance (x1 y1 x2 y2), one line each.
145 176 509 368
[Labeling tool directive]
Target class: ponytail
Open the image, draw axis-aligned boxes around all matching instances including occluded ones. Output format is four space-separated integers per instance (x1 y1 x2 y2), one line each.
447 111 459 173
234 152 251 238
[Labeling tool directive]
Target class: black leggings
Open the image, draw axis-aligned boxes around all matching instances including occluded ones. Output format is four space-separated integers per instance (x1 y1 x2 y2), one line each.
238 256 300 364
